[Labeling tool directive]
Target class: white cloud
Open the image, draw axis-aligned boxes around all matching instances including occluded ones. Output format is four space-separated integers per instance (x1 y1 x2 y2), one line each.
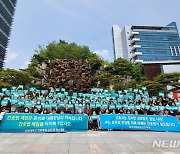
94 49 109 57
20 60 30 69
5 49 18 64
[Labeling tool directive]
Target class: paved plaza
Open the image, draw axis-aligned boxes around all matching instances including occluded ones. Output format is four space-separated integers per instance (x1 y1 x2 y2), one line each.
0 131 179 154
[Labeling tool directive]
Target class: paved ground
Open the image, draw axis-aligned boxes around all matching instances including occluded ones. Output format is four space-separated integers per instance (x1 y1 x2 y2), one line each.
0 131 179 154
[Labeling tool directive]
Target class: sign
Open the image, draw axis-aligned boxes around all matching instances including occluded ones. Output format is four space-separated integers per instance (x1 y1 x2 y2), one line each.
0 114 88 133
159 92 164 97
100 114 180 132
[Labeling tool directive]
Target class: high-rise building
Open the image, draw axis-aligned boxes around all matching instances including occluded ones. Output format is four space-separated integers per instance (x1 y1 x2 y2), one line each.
112 22 180 79
112 25 123 60
0 0 17 68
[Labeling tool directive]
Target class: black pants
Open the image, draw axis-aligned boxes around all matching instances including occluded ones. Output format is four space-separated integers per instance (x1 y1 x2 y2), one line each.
92 120 98 130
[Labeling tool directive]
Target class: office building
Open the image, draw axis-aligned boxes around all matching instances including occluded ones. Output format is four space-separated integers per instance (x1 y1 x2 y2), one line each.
0 0 17 68
112 22 180 79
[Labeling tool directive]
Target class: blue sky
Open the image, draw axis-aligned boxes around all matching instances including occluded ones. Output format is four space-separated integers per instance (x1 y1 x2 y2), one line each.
5 0 180 69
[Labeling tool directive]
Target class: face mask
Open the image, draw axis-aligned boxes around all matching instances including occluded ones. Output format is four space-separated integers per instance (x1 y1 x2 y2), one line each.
37 102 40 104
25 109 29 113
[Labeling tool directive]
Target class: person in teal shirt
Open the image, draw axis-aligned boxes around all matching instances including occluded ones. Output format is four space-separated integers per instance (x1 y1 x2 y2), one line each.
90 110 99 131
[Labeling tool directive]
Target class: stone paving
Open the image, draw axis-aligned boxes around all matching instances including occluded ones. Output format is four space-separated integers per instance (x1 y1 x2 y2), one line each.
0 131 179 154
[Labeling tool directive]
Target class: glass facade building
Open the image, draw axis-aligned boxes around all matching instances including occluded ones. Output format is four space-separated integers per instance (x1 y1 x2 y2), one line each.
0 0 17 68
112 22 180 65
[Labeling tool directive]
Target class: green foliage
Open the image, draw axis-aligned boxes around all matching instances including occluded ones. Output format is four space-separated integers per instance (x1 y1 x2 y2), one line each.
131 65 144 82
26 66 43 79
140 80 167 96
30 40 103 70
95 72 112 88
113 80 137 91
140 73 180 96
105 58 144 82
0 69 37 88
154 73 180 92
0 81 12 89
112 58 133 76
88 53 103 71
96 58 145 89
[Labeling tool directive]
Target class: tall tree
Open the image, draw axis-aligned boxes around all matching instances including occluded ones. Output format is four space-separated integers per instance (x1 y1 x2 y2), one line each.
0 69 37 88
95 58 145 90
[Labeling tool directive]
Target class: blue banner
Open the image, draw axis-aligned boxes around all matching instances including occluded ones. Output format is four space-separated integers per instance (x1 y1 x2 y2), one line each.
100 114 180 132
0 114 88 133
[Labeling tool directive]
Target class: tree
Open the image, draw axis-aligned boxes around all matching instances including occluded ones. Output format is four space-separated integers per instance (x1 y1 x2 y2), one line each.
95 58 145 90
140 80 167 96
110 58 144 82
30 40 102 66
154 73 180 92
95 72 112 88
0 69 37 89
140 73 180 96
112 58 133 76
28 40 104 78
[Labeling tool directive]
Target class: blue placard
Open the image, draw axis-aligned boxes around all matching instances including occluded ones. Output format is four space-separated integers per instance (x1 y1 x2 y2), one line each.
123 104 128 108
136 94 141 100
134 89 138 93
17 100 25 106
11 99 18 104
124 90 128 93
25 102 32 108
29 87 36 92
35 105 42 110
11 86 16 90
2 88 7 92
116 104 122 109
159 92 164 97
0 114 88 133
167 93 173 99
109 104 115 110
56 88 60 92
96 103 101 108
152 96 157 100
51 103 57 108
118 91 122 94
142 86 146 90
128 105 135 110
100 114 180 132
41 90 46 94
18 85 24 89
150 106 156 111
1 99 8 106
90 103 96 108
58 103 65 108
175 102 180 106
91 114 98 120
145 105 150 110
44 104 50 109
67 104 74 108
102 104 108 109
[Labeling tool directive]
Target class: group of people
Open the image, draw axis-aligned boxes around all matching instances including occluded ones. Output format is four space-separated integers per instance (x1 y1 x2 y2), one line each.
0 87 180 130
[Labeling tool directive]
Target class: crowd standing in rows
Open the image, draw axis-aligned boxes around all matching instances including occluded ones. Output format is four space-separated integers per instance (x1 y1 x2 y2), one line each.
0 86 180 130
